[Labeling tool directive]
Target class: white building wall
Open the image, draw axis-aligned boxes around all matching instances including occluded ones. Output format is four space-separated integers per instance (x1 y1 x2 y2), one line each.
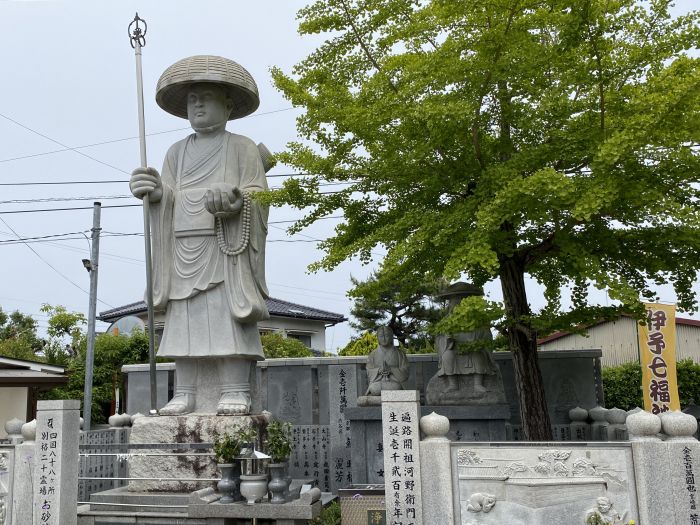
676 323 700 363
0 387 27 437
258 316 328 352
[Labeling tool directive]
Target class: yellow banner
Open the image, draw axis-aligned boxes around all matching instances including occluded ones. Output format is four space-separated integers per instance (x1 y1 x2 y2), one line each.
639 303 680 413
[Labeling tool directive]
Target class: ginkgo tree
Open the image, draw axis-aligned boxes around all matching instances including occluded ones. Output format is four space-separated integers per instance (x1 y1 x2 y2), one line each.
268 0 700 439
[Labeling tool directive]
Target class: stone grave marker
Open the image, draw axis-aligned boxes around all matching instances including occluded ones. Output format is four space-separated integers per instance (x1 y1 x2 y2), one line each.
33 399 80 525
381 390 423 525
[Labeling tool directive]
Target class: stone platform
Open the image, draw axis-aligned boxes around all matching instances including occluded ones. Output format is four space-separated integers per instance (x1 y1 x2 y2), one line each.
128 414 269 492
346 404 510 484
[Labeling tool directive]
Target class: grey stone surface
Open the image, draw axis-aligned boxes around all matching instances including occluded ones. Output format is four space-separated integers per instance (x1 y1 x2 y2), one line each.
453 443 639 525
33 399 80 525
418 415 453 525
661 410 698 440
632 440 676 525
381 390 423 525
12 442 35 525
127 414 267 492
0 445 15 525
125 370 170 417
328 364 357 492
627 410 662 441
79 428 130 503
668 440 700 525
288 425 331 492
267 366 313 425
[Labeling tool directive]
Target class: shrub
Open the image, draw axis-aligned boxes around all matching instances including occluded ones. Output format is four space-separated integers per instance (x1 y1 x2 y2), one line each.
261 333 314 358
602 358 700 410
338 331 378 356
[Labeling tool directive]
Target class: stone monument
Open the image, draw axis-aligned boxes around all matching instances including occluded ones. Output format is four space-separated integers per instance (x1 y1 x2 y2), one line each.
426 282 506 405
130 55 270 416
357 326 409 406
127 55 271 492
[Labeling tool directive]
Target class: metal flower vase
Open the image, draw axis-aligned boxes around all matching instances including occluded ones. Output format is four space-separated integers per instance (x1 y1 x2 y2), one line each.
267 461 290 504
217 462 241 503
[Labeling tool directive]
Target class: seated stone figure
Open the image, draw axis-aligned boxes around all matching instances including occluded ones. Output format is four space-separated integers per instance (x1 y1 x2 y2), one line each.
364 326 409 397
584 497 625 525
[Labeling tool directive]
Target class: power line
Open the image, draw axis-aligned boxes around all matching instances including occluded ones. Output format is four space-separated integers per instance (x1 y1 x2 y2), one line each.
0 174 355 186
0 106 297 165
0 216 113 308
0 204 141 215
0 195 131 205
0 112 129 175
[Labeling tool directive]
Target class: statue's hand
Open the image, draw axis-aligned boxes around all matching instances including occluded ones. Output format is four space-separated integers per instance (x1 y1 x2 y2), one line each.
130 167 163 203
205 183 244 218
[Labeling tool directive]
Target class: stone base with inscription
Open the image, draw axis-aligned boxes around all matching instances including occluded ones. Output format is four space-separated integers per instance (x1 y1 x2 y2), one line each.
127 414 268 492
347 404 509 485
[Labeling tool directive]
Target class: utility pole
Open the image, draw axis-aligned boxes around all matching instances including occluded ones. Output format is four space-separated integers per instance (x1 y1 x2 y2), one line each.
83 201 101 431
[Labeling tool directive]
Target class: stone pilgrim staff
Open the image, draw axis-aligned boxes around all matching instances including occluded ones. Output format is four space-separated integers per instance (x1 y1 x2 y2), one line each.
129 54 273 416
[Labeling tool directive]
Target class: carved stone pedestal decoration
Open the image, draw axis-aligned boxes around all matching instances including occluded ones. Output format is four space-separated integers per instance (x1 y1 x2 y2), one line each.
127 414 268 492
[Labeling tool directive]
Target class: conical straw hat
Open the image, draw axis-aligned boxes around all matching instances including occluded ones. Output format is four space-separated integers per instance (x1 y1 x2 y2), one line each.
156 55 259 120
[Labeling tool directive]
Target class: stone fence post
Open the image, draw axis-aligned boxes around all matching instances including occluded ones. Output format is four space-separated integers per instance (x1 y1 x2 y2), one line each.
381 390 423 525
33 400 80 525
419 412 454 525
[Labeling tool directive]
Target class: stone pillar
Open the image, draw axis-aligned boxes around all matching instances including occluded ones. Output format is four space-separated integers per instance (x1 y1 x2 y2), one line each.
12 421 36 525
33 400 80 525
419 412 453 525
568 407 590 441
606 407 628 441
381 390 423 525
628 410 676 525
662 411 700 525
589 405 608 441
0 445 16 525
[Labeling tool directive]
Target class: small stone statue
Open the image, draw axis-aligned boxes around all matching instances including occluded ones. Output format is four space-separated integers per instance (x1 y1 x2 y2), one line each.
466 492 496 513
129 56 270 416
357 326 409 406
584 496 626 525
426 282 506 405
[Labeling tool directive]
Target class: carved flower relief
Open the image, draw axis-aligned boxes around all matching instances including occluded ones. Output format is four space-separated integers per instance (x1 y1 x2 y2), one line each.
457 449 483 466
0 454 7 471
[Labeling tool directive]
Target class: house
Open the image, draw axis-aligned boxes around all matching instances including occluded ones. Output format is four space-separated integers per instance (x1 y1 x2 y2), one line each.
0 356 68 436
538 316 700 368
98 297 346 355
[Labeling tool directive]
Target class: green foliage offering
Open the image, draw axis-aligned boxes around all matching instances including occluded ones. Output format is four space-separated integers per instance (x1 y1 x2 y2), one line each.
212 431 242 464
348 270 444 348
266 420 293 463
603 359 700 411
261 333 314 358
309 501 341 525
270 0 700 439
42 330 150 424
338 331 378 356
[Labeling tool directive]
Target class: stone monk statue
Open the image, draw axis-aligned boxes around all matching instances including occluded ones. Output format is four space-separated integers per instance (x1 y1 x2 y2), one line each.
365 326 409 396
129 55 269 416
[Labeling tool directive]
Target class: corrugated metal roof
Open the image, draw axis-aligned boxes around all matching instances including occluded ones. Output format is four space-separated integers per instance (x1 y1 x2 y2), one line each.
98 297 346 324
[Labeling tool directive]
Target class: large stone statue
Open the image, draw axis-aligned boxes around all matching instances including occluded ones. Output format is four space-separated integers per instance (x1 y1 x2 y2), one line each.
129 55 269 416
358 326 409 405
426 282 506 405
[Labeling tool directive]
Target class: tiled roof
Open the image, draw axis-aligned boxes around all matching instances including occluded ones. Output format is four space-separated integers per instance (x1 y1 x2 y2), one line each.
99 297 346 324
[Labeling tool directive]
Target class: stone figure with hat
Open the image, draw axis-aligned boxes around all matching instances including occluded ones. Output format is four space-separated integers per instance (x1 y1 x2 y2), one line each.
129 55 270 416
358 326 409 406
426 282 506 405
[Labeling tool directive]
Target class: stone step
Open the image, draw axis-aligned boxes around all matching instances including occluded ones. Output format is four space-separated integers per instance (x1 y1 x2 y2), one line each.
86 486 190 513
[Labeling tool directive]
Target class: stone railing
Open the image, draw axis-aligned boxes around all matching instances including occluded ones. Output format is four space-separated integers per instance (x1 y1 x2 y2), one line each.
377 391 699 525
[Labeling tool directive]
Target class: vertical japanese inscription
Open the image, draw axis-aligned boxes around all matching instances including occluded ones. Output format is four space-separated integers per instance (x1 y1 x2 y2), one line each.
37 417 58 525
381 391 423 525
329 365 357 492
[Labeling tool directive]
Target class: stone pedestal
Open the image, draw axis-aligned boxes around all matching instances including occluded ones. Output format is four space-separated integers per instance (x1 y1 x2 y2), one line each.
127 414 268 492
347 404 509 484
33 399 80 525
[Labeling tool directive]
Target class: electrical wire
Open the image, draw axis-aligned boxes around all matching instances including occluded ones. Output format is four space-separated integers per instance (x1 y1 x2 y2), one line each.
0 216 112 308
0 106 297 165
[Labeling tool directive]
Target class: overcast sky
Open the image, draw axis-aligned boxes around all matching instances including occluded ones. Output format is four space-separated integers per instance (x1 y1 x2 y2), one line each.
0 0 697 352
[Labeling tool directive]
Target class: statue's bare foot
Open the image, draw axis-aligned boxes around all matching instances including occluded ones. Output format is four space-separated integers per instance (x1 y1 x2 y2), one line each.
217 391 250 415
159 393 195 415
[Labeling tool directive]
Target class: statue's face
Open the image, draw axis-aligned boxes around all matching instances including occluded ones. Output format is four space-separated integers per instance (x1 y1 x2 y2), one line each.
187 83 232 129
377 327 393 346
597 498 611 513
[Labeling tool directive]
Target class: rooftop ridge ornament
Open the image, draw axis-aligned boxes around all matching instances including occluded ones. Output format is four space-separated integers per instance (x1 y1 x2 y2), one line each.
128 13 147 49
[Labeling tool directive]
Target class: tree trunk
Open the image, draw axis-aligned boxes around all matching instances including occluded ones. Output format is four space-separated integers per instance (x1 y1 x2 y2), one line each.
499 255 553 440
